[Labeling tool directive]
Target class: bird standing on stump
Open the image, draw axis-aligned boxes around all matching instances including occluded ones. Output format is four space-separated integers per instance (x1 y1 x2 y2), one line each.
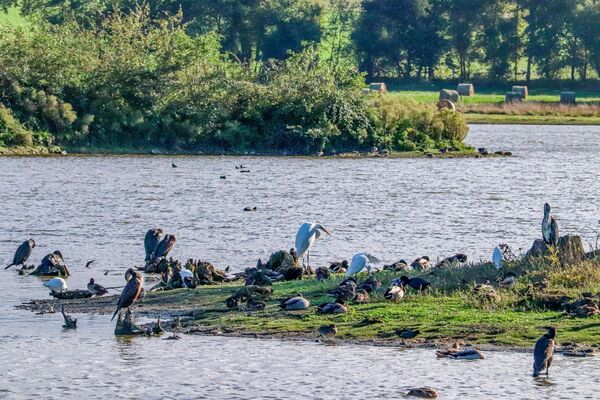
542 203 559 247
111 268 144 321
533 326 556 377
5 239 35 269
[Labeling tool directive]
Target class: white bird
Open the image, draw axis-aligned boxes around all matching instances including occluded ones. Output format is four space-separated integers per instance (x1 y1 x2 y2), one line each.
43 277 68 293
345 253 381 277
178 268 195 289
295 222 331 268
492 247 503 269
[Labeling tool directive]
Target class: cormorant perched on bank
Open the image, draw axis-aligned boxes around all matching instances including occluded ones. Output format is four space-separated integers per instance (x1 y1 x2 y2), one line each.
533 326 556 377
5 239 36 269
542 203 559 246
151 234 176 260
144 228 163 262
111 268 143 321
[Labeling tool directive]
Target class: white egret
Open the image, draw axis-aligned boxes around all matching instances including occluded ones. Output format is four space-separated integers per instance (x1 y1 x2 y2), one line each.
345 253 381 277
542 203 559 246
492 247 503 269
43 277 68 294
294 222 331 268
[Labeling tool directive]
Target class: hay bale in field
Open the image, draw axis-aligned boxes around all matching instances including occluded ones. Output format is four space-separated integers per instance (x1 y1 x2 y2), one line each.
439 89 460 103
436 99 456 112
511 85 528 99
368 82 387 93
457 83 474 96
560 91 576 105
504 91 523 104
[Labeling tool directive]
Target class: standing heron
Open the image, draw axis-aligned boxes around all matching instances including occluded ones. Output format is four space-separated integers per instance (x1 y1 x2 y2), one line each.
492 247 503 269
345 253 381 277
151 234 176 261
533 326 556 377
111 268 144 321
144 228 163 262
5 239 36 269
542 203 559 246
294 222 331 268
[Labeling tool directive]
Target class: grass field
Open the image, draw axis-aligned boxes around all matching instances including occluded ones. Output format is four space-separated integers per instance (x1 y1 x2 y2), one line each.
0 7 28 26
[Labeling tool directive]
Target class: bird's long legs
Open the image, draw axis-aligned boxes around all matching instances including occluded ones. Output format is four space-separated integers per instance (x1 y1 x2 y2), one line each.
307 250 310 269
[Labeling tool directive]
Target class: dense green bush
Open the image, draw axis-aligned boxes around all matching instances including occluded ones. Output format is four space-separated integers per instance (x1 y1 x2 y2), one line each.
0 9 469 154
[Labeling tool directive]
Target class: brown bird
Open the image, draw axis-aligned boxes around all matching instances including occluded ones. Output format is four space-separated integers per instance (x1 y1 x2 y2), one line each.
5 239 36 269
151 234 176 260
533 326 556 377
111 268 143 321
144 228 163 262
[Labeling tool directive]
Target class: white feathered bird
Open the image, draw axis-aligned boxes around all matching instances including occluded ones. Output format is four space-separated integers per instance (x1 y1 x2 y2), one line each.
178 268 195 289
345 253 381 277
44 277 68 293
295 222 331 267
492 247 503 269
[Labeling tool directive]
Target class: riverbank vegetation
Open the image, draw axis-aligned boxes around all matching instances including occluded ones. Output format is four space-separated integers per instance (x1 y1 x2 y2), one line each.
23 240 600 348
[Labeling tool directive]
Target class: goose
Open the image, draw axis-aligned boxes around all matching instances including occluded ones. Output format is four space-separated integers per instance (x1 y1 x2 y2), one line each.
295 222 331 268
345 253 381 277
280 294 310 311
5 239 36 269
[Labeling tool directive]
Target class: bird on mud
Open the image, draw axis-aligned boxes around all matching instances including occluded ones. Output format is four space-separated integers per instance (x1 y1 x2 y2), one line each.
294 222 331 268
87 278 108 296
144 228 163 262
542 203 559 247
111 268 144 321
394 276 431 292
279 294 310 311
533 326 556 378
151 234 177 261
345 253 381 277
492 247 503 269
5 239 36 269
317 324 337 337
43 277 68 294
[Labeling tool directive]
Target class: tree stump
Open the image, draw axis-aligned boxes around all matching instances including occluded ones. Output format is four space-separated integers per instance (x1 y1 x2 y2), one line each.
526 235 585 265
114 309 148 336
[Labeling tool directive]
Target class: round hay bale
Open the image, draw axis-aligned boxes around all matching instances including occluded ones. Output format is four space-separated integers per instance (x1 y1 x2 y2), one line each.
504 92 523 104
436 99 456 112
368 82 387 94
457 83 474 96
511 85 528 99
439 89 460 103
560 91 576 105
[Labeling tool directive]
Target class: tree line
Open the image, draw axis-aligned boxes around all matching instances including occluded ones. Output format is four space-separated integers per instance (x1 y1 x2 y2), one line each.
3 0 600 82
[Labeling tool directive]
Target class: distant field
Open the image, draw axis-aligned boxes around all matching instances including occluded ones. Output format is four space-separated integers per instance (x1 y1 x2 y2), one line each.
0 7 28 26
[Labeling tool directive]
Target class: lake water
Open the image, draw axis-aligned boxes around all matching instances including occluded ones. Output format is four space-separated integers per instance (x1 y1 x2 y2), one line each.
1 124 599 399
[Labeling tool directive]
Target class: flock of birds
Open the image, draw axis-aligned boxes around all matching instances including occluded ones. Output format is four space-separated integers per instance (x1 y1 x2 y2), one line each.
5 202 562 383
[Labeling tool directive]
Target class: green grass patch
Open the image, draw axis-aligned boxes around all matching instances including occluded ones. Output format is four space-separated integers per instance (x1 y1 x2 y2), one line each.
0 7 28 26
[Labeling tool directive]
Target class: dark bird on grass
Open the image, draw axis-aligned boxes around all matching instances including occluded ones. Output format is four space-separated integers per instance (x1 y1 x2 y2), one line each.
316 302 348 314
151 234 176 260
5 239 35 269
315 267 330 282
111 268 144 321
384 285 405 302
396 276 431 291
435 253 467 268
353 288 369 303
542 203 559 246
144 228 163 262
87 278 108 296
395 328 420 339
329 260 348 273
328 281 356 303
411 256 431 271
279 294 310 310
84 260 95 268
533 326 556 377
318 324 337 337
357 276 382 293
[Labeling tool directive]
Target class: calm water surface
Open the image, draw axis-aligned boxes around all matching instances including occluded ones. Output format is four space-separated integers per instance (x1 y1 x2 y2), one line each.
1 124 599 399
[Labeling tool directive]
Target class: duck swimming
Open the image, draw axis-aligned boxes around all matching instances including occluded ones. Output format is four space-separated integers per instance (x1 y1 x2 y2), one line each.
405 387 438 398
5 239 35 269
279 294 310 311
87 278 108 296
542 203 559 246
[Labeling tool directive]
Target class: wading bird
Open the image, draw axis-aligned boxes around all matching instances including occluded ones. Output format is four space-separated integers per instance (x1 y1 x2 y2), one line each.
151 234 176 261
533 326 556 377
144 228 163 262
5 239 36 269
43 277 68 294
294 222 331 268
492 247 503 269
87 278 108 296
542 203 559 246
345 253 381 277
111 268 144 321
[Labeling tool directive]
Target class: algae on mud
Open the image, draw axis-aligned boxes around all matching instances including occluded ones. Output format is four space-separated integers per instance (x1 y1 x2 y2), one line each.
20 242 600 350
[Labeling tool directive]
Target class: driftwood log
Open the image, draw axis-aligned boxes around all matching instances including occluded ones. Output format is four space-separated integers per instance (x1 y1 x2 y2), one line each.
61 306 77 329
51 289 93 299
